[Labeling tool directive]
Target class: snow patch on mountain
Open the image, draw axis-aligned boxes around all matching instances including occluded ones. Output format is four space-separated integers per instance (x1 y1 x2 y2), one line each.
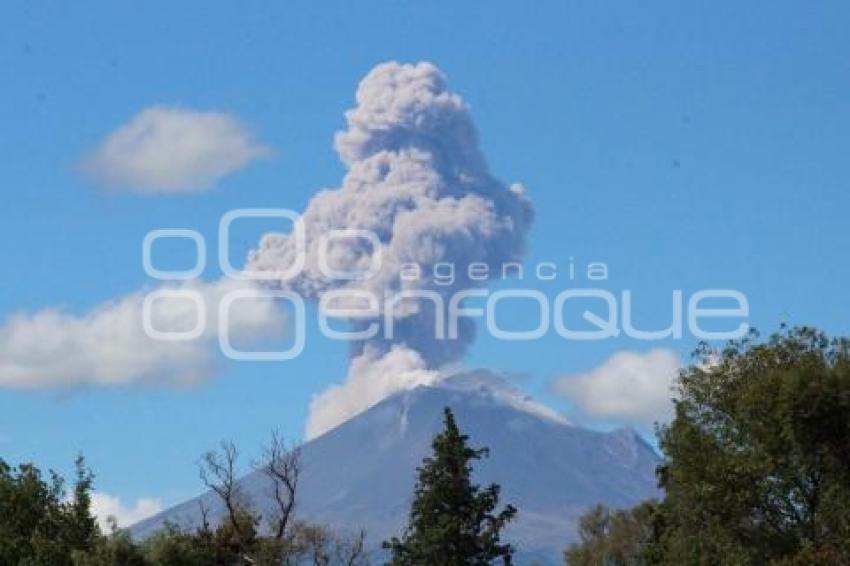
428 370 571 427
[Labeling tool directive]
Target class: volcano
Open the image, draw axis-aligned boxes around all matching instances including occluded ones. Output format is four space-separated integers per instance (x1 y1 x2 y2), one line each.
132 371 660 564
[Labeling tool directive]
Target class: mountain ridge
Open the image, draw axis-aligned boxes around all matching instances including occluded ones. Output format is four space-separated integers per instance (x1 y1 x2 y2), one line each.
132 371 661 564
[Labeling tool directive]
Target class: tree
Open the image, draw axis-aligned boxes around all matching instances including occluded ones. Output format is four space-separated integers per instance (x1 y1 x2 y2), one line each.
0 456 99 566
564 502 661 566
384 407 516 565
256 431 300 541
66 455 99 552
199 440 258 562
0 439 366 565
72 531 147 566
334 528 367 566
197 433 366 566
565 326 850 565
655 327 850 563
140 523 217 565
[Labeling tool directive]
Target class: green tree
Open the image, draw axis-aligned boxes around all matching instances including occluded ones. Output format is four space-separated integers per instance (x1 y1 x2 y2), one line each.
384 407 516 565
566 327 850 565
65 456 99 553
140 523 217 566
72 531 147 566
0 456 99 566
0 441 368 565
564 502 661 566
655 327 850 563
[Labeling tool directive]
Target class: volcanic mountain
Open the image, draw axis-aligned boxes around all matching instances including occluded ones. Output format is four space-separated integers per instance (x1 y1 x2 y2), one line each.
132 371 660 564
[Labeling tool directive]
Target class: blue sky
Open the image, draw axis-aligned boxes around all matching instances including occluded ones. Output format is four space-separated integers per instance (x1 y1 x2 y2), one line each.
2 1 850 521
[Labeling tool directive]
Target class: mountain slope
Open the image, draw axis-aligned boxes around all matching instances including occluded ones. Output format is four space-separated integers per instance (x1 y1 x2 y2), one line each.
132 371 660 563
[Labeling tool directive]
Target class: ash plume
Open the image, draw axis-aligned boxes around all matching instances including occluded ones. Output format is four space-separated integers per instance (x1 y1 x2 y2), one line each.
247 62 533 437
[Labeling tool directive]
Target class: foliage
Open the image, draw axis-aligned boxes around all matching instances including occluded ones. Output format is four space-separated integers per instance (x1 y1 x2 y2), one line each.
141 522 219 565
72 531 147 566
565 326 850 565
384 407 516 565
0 455 99 566
0 435 368 565
564 502 661 566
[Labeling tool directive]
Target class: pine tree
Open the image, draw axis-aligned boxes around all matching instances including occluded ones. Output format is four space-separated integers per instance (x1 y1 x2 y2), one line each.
65 455 99 551
384 407 517 565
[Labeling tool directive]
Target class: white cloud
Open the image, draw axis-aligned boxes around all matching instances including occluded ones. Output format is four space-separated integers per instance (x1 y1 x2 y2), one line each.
90 492 162 531
305 345 442 440
82 106 271 194
0 279 284 390
552 349 682 428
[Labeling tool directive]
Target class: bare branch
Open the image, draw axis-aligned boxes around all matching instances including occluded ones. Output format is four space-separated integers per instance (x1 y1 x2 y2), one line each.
336 529 368 566
200 440 249 544
255 431 301 540
197 499 212 536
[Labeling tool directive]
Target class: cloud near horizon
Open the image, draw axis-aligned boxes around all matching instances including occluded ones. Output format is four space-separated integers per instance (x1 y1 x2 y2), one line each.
0 279 284 390
82 106 271 194
90 492 163 531
552 349 682 429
